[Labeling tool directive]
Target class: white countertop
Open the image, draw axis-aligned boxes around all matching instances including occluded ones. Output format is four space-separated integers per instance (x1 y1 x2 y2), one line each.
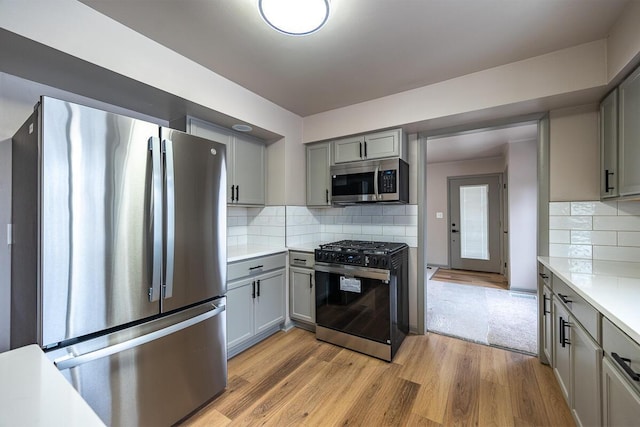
538 257 640 344
227 245 288 262
0 345 105 426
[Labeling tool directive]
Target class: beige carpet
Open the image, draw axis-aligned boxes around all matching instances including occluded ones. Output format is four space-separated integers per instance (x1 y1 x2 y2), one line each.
427 270 537 355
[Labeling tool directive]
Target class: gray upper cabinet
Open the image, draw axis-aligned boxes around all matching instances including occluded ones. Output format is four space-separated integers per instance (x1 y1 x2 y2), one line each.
364 129 403 160
185 117 265 206
334 135 365 163
306 142 331 206
600 89 618 199
334 129 404 163
618 65 640 196
233 134 265 205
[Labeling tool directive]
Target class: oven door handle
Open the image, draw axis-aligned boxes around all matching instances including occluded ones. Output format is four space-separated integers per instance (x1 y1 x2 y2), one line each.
315 263 390 281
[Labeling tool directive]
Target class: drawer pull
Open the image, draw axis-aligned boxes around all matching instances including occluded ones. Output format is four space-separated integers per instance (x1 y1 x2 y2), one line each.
558 293 572 305
249 265 264 271
539 273 549 279
293 258 307 263
612 352 640 381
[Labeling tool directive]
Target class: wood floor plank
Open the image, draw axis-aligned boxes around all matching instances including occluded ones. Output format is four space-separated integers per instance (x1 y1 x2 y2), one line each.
531 358 576 426
443 342 481 425
410 334 457 423
181 408 231 427
432 268 508 290
182 329 574 427
478 379 515 427
230 356 327 426
406 412 443 427
480 343 509 386
506 351 552 426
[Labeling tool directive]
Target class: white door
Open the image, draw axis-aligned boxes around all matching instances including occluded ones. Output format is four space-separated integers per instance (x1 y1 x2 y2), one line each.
449 174 502 273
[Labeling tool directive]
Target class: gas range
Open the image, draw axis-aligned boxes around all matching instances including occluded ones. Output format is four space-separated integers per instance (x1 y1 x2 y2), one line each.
314 240 407 269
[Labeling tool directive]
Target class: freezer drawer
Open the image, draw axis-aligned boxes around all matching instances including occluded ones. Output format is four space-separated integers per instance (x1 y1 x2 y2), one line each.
48 300 227 426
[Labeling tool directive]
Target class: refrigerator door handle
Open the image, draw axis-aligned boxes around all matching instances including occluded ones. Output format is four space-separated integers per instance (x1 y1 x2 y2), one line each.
149 137 163 302
54 303 226 371
163 138 175 299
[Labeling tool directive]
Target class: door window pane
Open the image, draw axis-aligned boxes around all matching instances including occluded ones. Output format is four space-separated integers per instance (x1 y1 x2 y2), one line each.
460 184 489 260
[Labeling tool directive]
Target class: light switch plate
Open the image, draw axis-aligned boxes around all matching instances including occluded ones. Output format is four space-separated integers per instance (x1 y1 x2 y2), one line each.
436 212 444 219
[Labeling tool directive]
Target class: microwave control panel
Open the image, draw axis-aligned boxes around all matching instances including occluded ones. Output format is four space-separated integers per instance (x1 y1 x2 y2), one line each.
380 169 397 194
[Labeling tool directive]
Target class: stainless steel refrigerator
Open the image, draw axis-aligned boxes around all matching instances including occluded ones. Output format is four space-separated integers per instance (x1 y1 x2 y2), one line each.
10 97 228 426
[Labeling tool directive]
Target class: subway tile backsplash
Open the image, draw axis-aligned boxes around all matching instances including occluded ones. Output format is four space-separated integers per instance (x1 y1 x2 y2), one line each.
549 201 640 262
286 205 418 247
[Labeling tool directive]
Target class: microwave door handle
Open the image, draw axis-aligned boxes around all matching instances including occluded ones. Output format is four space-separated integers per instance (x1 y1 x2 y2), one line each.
373 166 379 200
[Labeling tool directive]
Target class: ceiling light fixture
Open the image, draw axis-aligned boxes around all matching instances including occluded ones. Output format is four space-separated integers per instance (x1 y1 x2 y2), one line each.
258 0 330 36
232 124 253 132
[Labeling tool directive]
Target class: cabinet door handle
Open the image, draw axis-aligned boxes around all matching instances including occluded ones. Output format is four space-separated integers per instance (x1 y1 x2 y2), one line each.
543 295 551 315
231 185 235 202
257 279 260 297
559 317 570 348
364 141 367 158
309 273 313 289
359 142 362 158
326 188 329 204
236 185 239 202
539 273 549 279
252 281 256 299
605 169 615 192
612 353 640 381
558 293 572 305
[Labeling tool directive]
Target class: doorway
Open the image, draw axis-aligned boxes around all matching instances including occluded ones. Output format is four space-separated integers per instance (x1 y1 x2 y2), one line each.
448 173 502 274
422 122 540 354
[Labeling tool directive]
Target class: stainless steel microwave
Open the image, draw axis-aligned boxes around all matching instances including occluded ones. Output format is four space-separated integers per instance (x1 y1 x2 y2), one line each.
330 158 409 205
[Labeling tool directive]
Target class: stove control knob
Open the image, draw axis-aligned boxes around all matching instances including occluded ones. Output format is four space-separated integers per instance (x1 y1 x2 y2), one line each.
380 258 388 267
370 257 378 267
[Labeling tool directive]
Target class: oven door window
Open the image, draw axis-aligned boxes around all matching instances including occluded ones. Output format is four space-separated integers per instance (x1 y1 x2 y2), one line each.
331 172 375 196
315 271 390 344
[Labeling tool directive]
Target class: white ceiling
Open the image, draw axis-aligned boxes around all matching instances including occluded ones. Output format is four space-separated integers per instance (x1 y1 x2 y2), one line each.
426 123 538 164
79 0 629 117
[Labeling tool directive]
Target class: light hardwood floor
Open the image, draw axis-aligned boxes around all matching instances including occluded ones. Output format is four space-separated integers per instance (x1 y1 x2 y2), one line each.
182 328 574 426
432 269 509 290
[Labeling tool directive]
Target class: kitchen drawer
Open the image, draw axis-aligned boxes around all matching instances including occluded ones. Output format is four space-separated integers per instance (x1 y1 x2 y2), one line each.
289 251 315 268
227 252 286 281
538 264 551 288
553 276 601 343
603 317 640 394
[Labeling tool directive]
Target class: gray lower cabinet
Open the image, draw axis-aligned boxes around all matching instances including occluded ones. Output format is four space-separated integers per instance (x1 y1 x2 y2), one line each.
306 142 331 206
602 356 640 426
542 284 553 364
289 251 315 327
602 316 640 426
553 298 572 401
290 267 314 324
572 320 602 427
226 254 286 358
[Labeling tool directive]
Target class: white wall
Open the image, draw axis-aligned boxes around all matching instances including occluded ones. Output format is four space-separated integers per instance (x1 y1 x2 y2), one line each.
607 0 640 83
303 41 607 143
507 140 538 292
425 156 506 266
0 0 305 206
549 105 600 202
